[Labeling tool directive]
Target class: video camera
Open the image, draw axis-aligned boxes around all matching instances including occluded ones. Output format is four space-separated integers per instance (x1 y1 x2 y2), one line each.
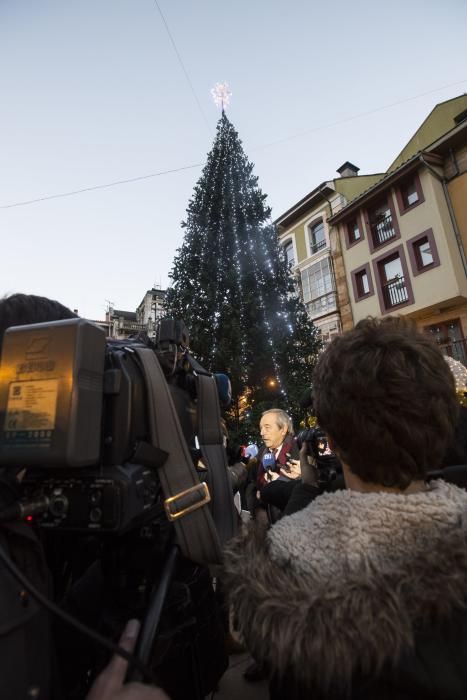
0 316 236 699
0 317 236 551
296 426 341 484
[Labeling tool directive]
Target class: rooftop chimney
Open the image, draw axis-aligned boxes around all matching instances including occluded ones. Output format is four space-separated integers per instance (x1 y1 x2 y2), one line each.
337 161 360 178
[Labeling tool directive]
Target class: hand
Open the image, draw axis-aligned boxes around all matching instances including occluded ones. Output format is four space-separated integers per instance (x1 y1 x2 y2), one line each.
280 459 301 480
86 620 170 700
266 469 280 482
299 443 319 487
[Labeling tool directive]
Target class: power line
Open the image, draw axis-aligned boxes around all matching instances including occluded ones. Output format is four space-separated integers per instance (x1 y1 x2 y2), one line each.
0 162 204 209
252 78 467 152
1 78 466 210
153 0 212 136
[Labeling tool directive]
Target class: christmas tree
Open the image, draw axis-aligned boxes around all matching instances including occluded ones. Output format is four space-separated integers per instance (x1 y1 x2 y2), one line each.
165 91 321 440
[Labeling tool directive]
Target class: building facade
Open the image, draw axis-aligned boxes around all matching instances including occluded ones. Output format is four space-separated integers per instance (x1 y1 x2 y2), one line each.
329 95 467 363
103 288 166 340
275 167 382 342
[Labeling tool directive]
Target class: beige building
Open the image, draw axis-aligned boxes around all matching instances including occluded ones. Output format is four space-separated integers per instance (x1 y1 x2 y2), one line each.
329 95 467 363
275 166 382 343
103 288 166 340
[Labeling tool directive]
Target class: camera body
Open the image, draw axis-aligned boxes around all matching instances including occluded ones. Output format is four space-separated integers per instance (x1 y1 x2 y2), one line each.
296 426 340 483
0 316 234 699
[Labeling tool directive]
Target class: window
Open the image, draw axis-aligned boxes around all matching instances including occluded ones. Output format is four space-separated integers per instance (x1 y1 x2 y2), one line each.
424 319 467 365
365 195 401 253
396 172 424 215
318 318 341 345
402 181 419 206
348 218 361 243
301 257 337 318
283 240 295 267
308 220 326 255
372 244 414 314
369 201 395 246
414 237 433 267
407 229 440 276
357 270 370 295
351 263 374 302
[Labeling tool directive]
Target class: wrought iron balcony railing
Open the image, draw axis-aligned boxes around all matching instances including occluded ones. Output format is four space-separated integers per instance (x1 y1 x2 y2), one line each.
382 276 409 309
309 239 327 255
371 214 396 247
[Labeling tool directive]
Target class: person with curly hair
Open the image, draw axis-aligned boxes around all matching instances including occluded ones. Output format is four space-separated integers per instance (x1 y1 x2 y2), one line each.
224 317 467 700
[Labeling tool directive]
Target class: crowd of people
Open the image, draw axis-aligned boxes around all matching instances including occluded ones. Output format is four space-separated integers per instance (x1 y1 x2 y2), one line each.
2 293 467 699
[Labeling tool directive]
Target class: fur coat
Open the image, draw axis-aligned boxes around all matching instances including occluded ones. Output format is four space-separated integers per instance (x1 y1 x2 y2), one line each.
223 479 467 699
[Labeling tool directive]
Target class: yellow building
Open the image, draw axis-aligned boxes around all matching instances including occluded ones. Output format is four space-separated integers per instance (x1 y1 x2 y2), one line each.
329 95 467 362
274 166 382 344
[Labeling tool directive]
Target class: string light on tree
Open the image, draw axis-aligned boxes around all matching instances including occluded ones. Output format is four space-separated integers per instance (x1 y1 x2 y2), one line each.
165 100 321 440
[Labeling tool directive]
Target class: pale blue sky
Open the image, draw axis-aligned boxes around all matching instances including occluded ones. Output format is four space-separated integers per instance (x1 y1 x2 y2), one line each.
1 0 466 320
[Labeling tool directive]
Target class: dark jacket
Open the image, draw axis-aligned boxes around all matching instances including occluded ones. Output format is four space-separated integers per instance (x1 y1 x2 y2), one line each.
0 471 54 700
255 438 298 489
224 479 467 700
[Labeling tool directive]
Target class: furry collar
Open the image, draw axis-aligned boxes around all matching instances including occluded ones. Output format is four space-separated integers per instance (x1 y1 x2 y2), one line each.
223 480 467 694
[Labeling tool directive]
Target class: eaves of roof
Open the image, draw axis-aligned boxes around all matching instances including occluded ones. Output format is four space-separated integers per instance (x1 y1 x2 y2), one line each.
113 310 137 320
274 182 334 230
328 152 441 225
329 117 467 225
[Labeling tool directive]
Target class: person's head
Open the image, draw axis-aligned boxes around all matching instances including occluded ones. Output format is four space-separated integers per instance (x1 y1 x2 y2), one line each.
259 409 293 450
313 316 458 490
0 293 77 354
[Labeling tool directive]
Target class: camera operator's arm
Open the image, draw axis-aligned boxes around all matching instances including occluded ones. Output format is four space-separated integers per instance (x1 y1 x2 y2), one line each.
283 444 322 516
87 620 170 700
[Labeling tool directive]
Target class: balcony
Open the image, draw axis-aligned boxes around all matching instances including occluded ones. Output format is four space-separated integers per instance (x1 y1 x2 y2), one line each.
370 213 396 248
382 275 409 309
439 339 467 367
307 291 337 319
309 239 327 256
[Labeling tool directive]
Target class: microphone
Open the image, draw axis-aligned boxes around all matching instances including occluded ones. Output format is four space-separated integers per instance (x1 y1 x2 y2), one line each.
262 451 276 473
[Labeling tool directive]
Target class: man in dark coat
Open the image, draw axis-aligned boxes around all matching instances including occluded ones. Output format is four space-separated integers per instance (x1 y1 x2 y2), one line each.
245 408 299 522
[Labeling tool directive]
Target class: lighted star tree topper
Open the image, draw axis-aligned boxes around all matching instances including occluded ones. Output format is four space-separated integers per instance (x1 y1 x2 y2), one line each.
211 82 232 111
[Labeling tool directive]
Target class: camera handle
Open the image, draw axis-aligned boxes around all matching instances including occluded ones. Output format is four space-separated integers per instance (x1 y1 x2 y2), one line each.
130 543 180 682
134 347 223 564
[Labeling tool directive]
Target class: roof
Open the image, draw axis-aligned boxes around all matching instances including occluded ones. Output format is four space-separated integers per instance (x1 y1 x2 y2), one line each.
274 182 334 230
137 287 167 310
329 116 467 225
387 94 467 172
112 309 137 321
